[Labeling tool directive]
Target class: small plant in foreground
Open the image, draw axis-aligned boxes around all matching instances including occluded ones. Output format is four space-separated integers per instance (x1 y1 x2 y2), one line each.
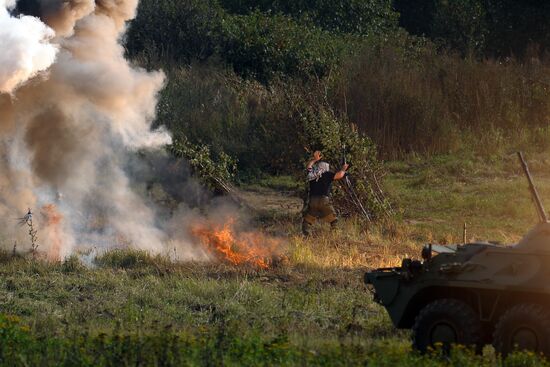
18 209 38 258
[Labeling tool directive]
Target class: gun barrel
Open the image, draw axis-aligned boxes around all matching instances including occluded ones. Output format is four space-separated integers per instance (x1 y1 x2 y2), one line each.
518 151 549 223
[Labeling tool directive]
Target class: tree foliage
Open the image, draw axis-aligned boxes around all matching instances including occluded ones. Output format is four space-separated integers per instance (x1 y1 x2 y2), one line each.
126 0 363 82
218 0 398 35
395 0 550 57
220 11 350 83
125 0 223 66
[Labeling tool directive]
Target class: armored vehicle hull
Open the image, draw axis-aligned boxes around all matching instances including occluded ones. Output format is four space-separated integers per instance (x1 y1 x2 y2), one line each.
365 153 550 356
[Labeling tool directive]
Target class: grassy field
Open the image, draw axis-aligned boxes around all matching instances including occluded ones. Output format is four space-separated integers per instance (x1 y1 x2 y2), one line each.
1 152 550 365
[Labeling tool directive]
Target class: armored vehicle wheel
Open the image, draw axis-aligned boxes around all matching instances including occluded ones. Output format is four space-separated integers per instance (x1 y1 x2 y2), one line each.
493 303 550 357
412 299 482 353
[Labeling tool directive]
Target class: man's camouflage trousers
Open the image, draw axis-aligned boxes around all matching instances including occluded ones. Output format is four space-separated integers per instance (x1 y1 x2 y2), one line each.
302 196 337 235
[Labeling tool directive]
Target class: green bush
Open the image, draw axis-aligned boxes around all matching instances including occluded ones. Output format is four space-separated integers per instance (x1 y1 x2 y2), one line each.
155 65 250 160
218 0 398 36
169 135 237 192
154 63 298 179
0 315 32 363
275 82 391 217
220 11 352 83
126 0 223 66
126 0 357 82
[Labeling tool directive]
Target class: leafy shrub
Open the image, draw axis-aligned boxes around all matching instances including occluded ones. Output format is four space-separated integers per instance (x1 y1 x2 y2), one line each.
126 0 356 83
220 11 352 83
126 0 223 66
218 0 398 35
274 82 391 218
0 315 31 363
169 135 237 192
154 65 254 162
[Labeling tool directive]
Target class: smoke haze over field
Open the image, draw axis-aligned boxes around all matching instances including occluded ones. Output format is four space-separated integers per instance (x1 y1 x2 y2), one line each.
0 0 194 259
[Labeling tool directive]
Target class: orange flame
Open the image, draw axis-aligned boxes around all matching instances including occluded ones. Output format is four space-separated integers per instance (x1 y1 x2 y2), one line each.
191 218 279 269
41 204 63 261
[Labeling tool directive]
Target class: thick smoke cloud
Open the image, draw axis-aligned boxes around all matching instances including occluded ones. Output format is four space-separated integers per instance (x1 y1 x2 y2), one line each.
0 0 187 260
0 0 58 94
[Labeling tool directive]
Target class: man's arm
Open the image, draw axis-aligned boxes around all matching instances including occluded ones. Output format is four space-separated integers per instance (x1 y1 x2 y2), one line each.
306 151 322 170
333 164 350 180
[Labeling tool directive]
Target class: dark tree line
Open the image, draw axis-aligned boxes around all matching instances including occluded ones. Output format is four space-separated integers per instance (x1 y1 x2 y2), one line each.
395 0 550 57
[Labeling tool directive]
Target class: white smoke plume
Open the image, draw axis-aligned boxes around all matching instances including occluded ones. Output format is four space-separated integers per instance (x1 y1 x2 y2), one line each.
0 0 187 260
0 0 58 94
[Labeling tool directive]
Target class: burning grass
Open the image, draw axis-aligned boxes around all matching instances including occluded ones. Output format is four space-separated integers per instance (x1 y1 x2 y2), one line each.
190 217 284 269
40 204 63 261
17 208 287 270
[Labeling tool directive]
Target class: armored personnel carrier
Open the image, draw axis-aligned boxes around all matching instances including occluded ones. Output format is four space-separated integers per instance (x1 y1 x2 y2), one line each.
365 152 550 356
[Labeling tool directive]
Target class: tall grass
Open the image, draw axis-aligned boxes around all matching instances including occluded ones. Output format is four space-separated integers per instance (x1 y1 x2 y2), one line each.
332 35 550 158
